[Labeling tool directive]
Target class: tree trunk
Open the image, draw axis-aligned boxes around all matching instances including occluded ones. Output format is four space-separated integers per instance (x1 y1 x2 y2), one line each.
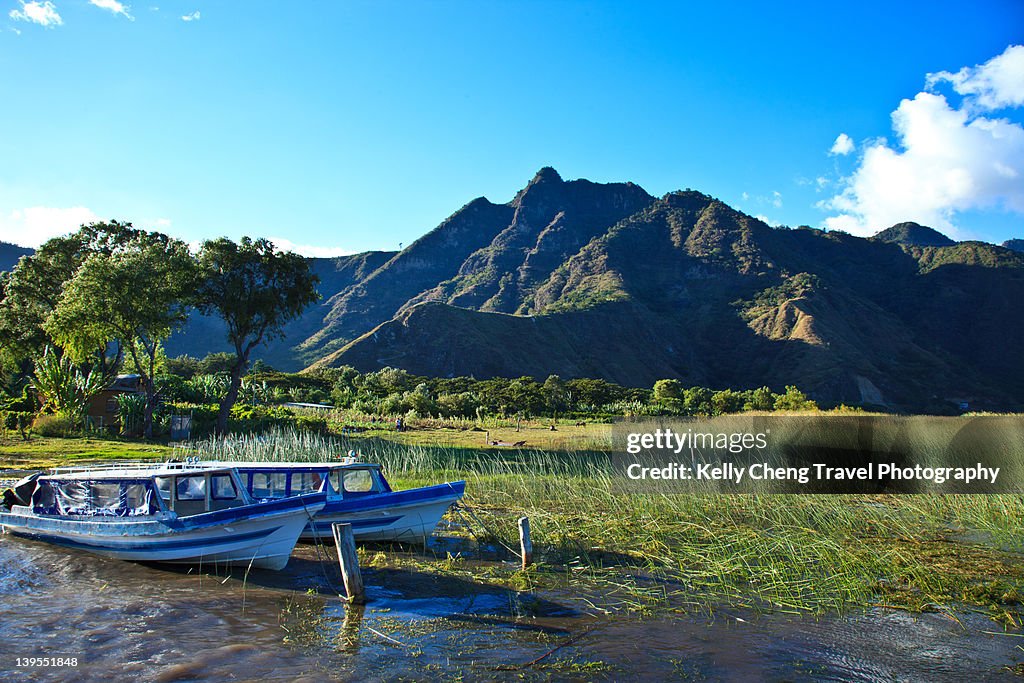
143 379 156 439
216 355 247 435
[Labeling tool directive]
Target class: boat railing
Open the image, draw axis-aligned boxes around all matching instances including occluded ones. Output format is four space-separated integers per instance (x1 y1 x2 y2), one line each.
49 459 214 475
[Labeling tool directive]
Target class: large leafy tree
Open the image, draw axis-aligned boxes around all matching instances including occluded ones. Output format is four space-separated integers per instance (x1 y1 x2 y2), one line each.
0 221 138 374
46 230 197 437
195 237 319 434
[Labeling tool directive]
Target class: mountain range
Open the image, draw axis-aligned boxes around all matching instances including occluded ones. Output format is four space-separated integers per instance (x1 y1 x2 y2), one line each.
0 241 33 273
4 170 1023 411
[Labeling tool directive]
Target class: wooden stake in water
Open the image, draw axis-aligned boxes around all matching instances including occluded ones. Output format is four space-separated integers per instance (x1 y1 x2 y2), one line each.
332 522 365 604
518 516 533 570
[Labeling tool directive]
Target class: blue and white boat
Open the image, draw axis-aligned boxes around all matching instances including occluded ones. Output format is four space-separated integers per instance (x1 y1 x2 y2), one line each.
0 464 326 570
214 460 465 543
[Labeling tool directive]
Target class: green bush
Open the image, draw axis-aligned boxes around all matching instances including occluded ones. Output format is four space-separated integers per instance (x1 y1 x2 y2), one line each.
0 410 34 433
294 414 328 434
32 413 80 437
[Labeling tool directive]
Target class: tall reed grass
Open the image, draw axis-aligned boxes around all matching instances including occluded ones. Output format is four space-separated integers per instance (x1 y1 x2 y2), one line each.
176 428 1024 614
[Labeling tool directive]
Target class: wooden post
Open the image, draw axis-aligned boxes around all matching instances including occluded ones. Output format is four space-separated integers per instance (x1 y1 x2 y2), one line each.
332 522 365 604
518 516 533 570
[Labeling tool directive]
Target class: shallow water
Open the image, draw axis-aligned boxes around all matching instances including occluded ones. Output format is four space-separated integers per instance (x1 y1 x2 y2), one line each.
0 533 1020 681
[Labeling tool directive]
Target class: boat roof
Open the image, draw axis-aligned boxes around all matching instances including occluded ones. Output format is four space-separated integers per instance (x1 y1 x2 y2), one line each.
202 460 382 471
45 463 238 481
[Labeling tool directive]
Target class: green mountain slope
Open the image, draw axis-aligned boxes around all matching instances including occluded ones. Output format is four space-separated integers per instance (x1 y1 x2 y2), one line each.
0 241 33 272
166 168 1023 411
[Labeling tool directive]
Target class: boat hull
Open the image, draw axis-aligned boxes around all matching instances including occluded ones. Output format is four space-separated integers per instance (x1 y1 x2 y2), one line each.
301 481 466 543
0 495 325 570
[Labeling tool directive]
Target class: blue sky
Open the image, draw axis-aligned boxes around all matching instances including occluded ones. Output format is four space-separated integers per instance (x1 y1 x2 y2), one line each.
1 1 1022 254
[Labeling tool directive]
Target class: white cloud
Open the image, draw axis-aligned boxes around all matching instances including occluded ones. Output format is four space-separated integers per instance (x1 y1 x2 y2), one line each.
0 206 99 248
9 1 62 27
741 191 749 201
180 10 199 21
829 133 854 156
89 0 134 20
266 237 354 258
754 214 782 227
771 191 782 209
822 45 1024 237
927 44 1024 111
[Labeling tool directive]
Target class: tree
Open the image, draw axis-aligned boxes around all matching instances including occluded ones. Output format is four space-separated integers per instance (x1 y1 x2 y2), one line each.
0 236 85 369
542 374 568 420
683 386 713 416
195 237 319 434
47 230 197 438
711 388 744 415
653 379 683 402
774 385 818 412
743 386 776 412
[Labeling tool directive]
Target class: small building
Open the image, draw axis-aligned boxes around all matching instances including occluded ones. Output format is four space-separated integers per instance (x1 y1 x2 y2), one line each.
281 402 335 411
86 374 144 431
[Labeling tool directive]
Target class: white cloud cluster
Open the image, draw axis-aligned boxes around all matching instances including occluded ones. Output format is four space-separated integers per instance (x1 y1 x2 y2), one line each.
829 133 854 156
927 45 1024 111
89 0 134 20
8 1 62 27
822 45 1024 237
266 236 354 258
181 10 199 21
0 206 99 248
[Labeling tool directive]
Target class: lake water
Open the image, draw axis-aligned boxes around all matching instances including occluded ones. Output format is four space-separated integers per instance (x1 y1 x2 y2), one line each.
0 533 1020 681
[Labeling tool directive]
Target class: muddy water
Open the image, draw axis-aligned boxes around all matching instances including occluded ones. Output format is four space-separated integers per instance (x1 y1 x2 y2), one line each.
0 534 1020 682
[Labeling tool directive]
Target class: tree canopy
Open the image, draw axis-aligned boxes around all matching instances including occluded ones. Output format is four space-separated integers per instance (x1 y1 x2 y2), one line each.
46 229 197 437
195 237 320 433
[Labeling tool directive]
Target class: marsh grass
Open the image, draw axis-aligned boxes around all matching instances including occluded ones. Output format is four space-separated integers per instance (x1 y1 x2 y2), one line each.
180 429 1024 618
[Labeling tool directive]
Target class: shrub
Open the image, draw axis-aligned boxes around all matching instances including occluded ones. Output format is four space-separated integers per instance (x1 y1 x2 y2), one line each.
0 410 33 435
32 413 80 437
294 414 329 434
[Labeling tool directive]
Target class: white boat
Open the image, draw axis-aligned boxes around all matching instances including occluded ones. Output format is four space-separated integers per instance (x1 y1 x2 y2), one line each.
0 464 326 570
215 460 465 543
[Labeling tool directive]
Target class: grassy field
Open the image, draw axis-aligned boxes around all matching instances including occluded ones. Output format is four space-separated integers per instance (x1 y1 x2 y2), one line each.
3 429 1022 624
0 435 172 471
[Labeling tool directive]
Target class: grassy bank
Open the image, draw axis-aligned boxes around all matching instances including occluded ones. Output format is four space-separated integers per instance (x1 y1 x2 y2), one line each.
0 435 172 470
183 430 1024 622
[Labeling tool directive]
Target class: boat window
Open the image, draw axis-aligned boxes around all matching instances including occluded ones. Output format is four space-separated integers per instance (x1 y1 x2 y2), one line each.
177 476 207 501
155 477 172 502
124 483 155 516
53 480 88 514
290 471 324 495
31 481 56 513
42 479 156 516
211 474 237 500
251 472 287 499
89 483 122 514
342 469 377 494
